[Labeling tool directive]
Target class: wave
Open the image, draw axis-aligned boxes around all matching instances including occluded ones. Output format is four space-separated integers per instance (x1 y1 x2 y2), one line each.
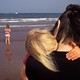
0 24 55 28
0 18 58 23
0 18 58 28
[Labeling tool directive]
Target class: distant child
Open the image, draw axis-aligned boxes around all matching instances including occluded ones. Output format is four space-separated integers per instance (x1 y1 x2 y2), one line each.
5 23 11 44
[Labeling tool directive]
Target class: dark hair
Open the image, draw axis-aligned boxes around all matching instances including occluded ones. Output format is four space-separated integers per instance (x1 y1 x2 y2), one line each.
6 23 10 29
51 4 80 46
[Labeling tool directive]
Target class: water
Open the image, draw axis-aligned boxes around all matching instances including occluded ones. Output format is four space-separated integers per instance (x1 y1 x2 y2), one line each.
0 13 61 28
0 13 61 18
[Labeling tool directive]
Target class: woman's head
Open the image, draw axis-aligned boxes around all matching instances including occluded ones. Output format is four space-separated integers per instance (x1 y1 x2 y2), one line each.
25 28 58 71
51 4 80 46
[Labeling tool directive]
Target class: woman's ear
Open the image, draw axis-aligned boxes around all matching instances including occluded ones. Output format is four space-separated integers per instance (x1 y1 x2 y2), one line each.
54 20 61 38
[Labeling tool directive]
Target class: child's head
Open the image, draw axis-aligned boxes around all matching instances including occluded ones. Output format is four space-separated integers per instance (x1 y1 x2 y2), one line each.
6 23 10 29
26 28 58 56
25 28 58 71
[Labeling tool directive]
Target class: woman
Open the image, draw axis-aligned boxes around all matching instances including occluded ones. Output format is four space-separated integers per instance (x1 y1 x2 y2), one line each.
51 4 80 80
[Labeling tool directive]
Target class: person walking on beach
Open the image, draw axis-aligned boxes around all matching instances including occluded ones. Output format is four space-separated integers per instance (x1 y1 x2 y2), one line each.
5 23 11 44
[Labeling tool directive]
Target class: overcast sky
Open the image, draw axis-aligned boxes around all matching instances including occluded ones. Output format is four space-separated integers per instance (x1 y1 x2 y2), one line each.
0 0 80 13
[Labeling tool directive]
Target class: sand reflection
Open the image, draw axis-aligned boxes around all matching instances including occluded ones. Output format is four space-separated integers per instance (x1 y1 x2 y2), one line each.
6 44 12 61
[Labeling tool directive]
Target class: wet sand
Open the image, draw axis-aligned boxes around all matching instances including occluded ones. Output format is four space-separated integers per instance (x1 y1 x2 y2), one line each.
0 26 53 80
0 27 31 80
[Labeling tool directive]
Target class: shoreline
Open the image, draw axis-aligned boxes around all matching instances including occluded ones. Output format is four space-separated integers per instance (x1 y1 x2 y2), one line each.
0 25 53 80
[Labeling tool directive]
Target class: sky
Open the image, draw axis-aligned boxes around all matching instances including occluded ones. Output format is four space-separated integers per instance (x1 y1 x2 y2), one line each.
0 0 80 13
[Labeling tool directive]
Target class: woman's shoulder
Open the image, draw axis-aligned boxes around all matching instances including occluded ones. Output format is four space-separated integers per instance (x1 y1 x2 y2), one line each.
51 51 67 57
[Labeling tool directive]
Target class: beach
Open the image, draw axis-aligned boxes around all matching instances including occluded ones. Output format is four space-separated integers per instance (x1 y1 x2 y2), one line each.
0 25 53 80
0 13 59 80
0 27 27 80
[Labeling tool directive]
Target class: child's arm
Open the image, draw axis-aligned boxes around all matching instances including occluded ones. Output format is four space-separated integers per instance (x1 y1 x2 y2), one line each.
20 65 28 80
20 53 30 80
66 42 80 60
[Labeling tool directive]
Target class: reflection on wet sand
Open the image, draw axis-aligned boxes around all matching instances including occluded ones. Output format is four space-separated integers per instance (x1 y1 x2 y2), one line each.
6 44 11 61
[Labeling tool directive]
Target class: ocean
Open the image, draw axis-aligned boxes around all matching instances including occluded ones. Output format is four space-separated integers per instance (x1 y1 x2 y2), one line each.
0 13 61 41
0 13 61 27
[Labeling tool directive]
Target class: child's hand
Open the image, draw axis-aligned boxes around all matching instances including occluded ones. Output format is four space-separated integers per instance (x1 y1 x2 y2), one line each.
23 77 28 80
66 42 80 60
20 65 28 80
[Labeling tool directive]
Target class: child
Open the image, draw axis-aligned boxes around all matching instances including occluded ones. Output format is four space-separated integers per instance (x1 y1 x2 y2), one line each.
5 23 11 44
20 28 58 80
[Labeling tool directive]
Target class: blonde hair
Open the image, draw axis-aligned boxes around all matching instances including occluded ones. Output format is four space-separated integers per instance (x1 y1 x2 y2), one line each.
25 28 58 71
